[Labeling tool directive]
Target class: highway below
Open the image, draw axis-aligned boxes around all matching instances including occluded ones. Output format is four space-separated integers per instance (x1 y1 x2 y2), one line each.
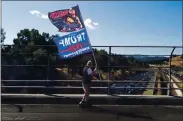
162 69 183 96
166 75 182 96
2 104 183 121
1 66 183 121
109 71 156 95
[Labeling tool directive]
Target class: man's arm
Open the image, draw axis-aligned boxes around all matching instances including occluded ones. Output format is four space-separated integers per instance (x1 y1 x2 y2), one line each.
93 68 97 74
87 68 98 76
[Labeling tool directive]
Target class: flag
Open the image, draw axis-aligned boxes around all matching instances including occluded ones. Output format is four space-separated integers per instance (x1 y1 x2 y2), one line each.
53 28 92 59
48 6 85 32
49 5 101 80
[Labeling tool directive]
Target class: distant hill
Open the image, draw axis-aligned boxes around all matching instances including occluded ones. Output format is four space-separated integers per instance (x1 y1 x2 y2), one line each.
130 55 169 63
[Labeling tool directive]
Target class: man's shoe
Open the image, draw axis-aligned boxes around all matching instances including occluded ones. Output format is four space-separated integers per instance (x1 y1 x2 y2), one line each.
77 101 86 108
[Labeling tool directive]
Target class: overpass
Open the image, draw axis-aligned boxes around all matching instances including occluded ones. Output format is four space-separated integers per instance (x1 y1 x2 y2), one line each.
1 79 183 105
1 79 183 121
2 104 183 121
2 79 183 121
1 45 183 121
2 75 183 121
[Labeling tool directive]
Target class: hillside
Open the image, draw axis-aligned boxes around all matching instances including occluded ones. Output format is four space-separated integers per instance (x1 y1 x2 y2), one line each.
134 56 169 63
169 56 183 67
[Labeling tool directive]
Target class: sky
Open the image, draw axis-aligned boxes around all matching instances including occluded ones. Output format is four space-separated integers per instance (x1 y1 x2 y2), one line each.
2 1 183 55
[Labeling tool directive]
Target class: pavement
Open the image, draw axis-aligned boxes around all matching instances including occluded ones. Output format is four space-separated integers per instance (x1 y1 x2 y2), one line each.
2 104 183 121
2 94 183 105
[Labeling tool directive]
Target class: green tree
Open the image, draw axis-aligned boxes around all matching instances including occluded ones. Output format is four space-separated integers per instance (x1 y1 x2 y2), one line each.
1 28 6 44
2 28 144 80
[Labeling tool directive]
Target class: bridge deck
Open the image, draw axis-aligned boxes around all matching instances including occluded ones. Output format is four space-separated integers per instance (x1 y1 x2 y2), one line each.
2 94 183 105
1 93 179 98
2 104 183 121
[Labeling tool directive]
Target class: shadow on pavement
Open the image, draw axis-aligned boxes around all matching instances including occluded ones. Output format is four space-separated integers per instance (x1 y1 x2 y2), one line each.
84 106 155 120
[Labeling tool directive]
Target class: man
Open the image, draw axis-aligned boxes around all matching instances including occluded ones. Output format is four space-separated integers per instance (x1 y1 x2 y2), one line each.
78 60 97 108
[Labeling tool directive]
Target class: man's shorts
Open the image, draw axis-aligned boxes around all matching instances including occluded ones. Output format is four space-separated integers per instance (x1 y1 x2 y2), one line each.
82 82 91 90
82 79 91 85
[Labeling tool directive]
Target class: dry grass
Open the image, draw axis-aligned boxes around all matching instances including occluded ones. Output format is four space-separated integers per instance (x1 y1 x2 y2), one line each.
101 72 108 80
55 68 73 80
56 68 109 80
156 80 162 95
178 71 183 76
56 68 68 74
143 90 154 95
143 82 155 95
169 56 183 67
176 82 183 89
171 76 183 89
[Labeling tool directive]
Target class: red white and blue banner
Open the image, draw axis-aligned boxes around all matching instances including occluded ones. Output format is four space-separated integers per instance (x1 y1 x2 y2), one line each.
53 28 92 59
49 5 92 59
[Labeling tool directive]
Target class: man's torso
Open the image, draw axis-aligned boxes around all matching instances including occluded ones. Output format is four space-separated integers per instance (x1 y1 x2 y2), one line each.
82 67 92 84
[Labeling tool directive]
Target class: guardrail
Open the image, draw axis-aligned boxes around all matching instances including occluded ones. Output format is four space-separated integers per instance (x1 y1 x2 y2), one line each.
1 45 183 97
1 80 183 96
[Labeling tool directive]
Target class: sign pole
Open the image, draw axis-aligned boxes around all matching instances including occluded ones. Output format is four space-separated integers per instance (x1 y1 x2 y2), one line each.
77 5 101 80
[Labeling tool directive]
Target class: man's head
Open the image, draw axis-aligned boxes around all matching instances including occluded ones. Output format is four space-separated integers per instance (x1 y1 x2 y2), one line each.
86 60 92 67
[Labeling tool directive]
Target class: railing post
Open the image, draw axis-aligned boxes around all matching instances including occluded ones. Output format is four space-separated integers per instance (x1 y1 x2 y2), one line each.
46 53 51 94
168 47 175 96
67 65 69 76
25 54 28 91
47 53 50 80
108 46 111 80
107 46 112 95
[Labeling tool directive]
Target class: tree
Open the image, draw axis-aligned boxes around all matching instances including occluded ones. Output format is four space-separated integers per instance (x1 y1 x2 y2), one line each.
2 28 144 80
1 28 6 44
2 29 56 80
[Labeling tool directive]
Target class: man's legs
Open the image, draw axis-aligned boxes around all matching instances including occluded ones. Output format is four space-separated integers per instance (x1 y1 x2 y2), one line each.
78 83 91 107
82 84 90 102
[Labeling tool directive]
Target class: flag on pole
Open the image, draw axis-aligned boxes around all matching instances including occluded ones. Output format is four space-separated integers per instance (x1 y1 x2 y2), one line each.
48 5 101 80
49 5 92 59
48 6 85 32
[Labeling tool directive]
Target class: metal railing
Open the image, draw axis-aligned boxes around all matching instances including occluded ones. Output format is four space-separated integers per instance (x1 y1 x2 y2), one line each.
1 45 183 96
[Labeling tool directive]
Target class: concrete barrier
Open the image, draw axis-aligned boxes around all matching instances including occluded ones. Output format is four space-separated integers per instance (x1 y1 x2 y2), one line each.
2 94 183 105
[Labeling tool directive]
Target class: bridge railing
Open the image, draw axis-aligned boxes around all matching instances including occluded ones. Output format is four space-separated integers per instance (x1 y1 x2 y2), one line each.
1 45 183 97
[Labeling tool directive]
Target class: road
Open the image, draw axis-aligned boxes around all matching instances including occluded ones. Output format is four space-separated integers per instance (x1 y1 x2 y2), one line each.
162 69 183 96
2 104 183 121
109 71 156 95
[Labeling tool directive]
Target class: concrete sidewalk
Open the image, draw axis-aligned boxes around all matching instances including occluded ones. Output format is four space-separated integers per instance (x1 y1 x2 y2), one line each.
2 104 183 121
2 94 183 105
